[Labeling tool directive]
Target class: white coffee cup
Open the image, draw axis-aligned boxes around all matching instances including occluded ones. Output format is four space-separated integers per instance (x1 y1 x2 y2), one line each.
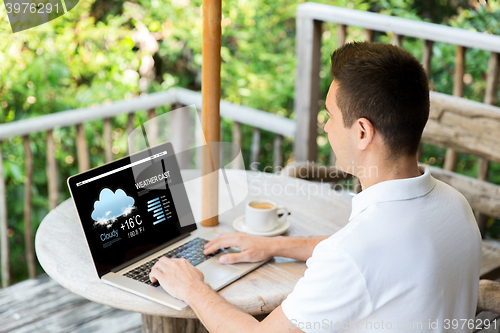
245 200 288 232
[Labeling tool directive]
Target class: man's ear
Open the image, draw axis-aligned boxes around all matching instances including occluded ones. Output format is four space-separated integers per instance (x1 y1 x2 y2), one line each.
354 118 375 150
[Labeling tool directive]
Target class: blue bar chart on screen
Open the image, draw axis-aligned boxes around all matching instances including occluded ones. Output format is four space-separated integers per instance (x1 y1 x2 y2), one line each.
147 196 171 225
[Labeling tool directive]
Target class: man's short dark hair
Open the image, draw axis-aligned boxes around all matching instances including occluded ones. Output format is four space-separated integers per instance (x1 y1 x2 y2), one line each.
330 42 429 157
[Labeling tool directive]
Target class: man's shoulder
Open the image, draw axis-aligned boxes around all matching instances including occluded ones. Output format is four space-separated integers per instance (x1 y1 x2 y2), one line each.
324 176 478 255
431 177 471 206
426 177 477 224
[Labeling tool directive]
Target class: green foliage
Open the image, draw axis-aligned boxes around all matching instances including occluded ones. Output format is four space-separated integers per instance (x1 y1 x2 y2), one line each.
0 0 499 285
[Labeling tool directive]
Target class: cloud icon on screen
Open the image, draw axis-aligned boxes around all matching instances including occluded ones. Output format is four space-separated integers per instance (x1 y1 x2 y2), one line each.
91 188 135 225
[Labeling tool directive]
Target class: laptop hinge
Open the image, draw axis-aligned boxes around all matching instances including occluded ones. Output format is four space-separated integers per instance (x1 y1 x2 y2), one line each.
110 233 191 274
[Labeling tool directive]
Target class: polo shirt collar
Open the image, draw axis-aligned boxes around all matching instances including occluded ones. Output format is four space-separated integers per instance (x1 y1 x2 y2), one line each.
349 165 436 221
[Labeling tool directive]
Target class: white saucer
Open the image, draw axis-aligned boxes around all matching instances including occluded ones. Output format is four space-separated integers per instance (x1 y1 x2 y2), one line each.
232 215 290 237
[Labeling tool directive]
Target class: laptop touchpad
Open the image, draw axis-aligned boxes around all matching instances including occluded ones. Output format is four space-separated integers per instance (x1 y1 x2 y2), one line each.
200 263 240 287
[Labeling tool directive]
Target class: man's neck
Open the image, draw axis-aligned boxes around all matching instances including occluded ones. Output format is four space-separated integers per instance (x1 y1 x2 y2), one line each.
356 156 422 191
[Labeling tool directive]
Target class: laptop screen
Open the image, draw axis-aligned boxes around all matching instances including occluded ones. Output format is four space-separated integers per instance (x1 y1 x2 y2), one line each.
68 142 196 277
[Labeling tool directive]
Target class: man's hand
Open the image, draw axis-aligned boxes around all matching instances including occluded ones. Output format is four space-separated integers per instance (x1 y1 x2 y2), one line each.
149 236 309 333
149 257 211 303
203 232 274 264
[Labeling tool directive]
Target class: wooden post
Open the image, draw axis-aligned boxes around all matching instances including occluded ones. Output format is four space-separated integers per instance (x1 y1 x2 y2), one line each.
0 142 10 287
422 40 434 79
103 118 113 163
476 52 500 237
170 103 192 169
231 121 242 169
201 0 221 226
337 24 346 47
126 113 135 137
391 33 402 47
365 29 374 42
23 136 36 280
443 45 466 172
422 39 434 92
46 130 59 210
76 123 90 172
453 46 466 97
443 147 459 172
273 134 283 171
418 39 434 162
195 110 203 171
147 109 158 147
294 17 322 162
250 128 261 168
219 123 224 169
484 53 500 106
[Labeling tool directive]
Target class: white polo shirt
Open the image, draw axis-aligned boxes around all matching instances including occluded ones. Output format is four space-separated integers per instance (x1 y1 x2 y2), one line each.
281 165 481 332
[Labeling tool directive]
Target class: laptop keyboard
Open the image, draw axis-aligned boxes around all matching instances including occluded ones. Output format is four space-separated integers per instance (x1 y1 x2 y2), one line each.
123 237 222 287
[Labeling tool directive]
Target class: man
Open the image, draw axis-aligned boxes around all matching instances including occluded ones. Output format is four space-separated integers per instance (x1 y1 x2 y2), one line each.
150 42 482 332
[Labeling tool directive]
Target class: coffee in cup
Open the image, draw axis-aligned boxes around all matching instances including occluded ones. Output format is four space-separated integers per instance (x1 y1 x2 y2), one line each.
249 202 275 210
245 200 288 232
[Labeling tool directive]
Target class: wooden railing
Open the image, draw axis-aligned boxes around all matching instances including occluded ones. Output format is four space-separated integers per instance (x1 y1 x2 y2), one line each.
0 87 296 288
293 3 500 231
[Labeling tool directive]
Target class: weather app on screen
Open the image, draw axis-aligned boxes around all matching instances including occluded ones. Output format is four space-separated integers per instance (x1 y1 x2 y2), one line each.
69 143 196 276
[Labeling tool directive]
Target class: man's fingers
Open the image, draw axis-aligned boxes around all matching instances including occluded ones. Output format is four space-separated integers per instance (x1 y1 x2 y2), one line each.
149 266 162 282
203 233 243 254
204 232 245 247
155 259 171 274
219 252 248 264
150 259 171 281
203 234 231 251
203 239 233 254
159 256 173 264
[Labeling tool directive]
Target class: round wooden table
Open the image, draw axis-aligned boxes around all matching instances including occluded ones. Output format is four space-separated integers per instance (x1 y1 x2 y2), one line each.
35 170 352 333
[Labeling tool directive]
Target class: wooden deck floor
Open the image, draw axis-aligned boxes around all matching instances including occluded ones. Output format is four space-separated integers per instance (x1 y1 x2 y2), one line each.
1 274 500 332
0 274 141 333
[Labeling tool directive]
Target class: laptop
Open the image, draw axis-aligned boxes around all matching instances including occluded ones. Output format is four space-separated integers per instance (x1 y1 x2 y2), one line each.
67 141 269 310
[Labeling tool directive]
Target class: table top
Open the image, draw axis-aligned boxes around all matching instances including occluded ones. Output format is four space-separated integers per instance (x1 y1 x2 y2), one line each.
35 169 352 318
